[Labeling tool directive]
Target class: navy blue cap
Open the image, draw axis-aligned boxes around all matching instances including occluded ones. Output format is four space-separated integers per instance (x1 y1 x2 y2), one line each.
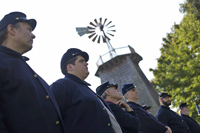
0 11 36 31
142 105 151 110
159 92 171 98
121 83 136 96
179 103 188 109
61 48 89 68
96 81 118 96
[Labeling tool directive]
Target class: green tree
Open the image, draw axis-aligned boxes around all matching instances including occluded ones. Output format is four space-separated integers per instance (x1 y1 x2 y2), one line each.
150 2 200 123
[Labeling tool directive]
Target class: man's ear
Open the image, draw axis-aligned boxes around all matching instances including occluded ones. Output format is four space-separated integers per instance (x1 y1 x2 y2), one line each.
7 24 16 36
159 98 162 103
67 64 73 72
125 93 128 98
105 89 110 96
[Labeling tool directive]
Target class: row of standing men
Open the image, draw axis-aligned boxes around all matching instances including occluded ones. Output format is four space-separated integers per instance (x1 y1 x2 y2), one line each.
0 11 199 133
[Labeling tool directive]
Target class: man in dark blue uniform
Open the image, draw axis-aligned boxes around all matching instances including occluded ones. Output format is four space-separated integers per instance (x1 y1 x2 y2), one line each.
155 92 191 133
179 103 200 133
142 105 152 114
96 81 140 133
51 48 123 133
0 12 65 133
121 83 172 133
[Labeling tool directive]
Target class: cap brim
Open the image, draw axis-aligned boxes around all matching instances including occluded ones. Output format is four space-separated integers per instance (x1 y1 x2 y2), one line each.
161 94 172 98
27 19 36 31
79 52 89 62
110 84 118 89
146 106 151 110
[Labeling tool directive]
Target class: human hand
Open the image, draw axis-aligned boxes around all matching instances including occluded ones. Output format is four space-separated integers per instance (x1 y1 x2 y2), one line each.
165 126 172 133
115 100 133 112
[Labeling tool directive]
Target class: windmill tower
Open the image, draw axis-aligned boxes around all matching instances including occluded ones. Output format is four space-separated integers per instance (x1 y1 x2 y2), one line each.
76 18 160 115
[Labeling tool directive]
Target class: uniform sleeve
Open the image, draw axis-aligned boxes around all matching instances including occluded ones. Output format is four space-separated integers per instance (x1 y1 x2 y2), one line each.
108 103 140 132
0 79 9 133
0 109 9 133
156 113 169 126
50 81 70 117
135 110 167 133
126 109 137 116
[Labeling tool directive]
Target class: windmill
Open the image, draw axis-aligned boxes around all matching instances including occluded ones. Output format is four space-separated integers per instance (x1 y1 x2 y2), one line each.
76 18 116 58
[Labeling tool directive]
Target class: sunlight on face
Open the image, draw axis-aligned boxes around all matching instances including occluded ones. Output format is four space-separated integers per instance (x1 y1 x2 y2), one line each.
71 55 89 80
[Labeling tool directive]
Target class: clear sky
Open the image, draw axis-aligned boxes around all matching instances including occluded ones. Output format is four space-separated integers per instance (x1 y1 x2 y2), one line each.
1 0 185 92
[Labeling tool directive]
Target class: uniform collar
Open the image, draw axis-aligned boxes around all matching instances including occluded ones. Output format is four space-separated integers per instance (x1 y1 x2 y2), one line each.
0 45 29 61
105 100 115 104
65 73 91 86
161 105 170 109
181 114 189 117
127 101 141 107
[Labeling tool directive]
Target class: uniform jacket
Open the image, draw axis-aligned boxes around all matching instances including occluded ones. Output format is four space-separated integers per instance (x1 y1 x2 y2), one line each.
0 46 65 133
106 101 140 133
180 114 200 133
51 73 117 133
127 101 167 133
155 105 191 133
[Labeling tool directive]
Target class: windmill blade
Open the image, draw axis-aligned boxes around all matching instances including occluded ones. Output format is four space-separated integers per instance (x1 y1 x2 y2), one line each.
99 18 102 25
107 30 116 32
88 33 96 39
87 26 95 30
103 18 107 25
107 32 114 37
94 19 98 25
102 36 106 43
97 36 101 43
89 22 96 27
107 25 115 29
88 30 95 33
105 35 111 41
92 35 98 42
106 21 112 26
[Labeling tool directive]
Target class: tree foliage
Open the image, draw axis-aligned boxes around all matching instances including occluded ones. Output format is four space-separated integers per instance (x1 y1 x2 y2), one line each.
150 1 200 123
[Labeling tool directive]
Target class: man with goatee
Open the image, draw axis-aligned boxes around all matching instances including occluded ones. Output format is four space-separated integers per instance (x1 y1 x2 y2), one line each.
156 92 191 133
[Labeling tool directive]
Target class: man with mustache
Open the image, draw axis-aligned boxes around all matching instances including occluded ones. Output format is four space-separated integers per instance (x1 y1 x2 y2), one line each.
51 48 123 133
179 103 200 133
156 92 191 133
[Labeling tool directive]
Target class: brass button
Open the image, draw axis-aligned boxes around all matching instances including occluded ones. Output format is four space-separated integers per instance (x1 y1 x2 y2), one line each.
72 54 74 55
108 123 110 126
46 95 49 99
55 121 59 125
182 120 184 122
34 74 37 78
103 108 106 110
